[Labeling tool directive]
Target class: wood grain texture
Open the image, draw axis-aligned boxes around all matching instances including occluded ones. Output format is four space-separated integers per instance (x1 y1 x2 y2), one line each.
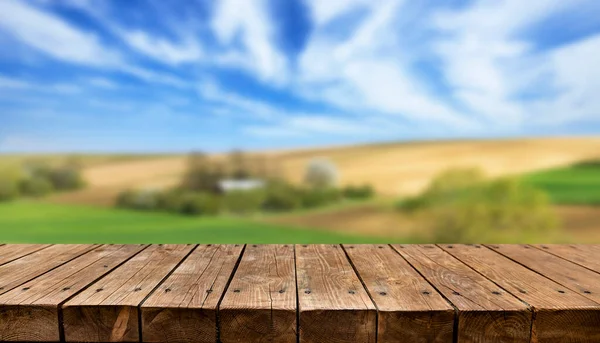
0 244 145 342
488 244 600 305
392 244 532 343
440 244 600 343
344 244 454 342
0 244 99 296
532 244 600 273
0 244 52 266
220 244 297 343
296 244 376 343
141 244 244 343
62 244 194 342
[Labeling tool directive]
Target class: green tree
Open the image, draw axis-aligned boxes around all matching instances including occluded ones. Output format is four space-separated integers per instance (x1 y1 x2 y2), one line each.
0 167 21 202
398 168 558 243
181 152 223 193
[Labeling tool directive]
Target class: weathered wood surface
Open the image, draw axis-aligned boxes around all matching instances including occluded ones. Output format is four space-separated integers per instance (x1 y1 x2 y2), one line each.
0 244 145 342
441 244 600 343
62 244 195 342
393 244 532 342
140 244 243 343
220 244 297 343
0 244 599 342
296 244 376 343
488 244 600 304
344 244 454 342
0 244 51 266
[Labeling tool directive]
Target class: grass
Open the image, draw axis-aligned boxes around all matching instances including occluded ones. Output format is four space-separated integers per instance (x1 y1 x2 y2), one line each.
523 161 600 205
0 201 392 244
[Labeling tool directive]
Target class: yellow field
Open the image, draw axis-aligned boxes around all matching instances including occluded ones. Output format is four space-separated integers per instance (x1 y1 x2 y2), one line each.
46 137 600 206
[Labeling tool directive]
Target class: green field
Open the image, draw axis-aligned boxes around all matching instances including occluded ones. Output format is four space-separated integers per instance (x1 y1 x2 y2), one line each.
523 161 600 205
0 201 391 244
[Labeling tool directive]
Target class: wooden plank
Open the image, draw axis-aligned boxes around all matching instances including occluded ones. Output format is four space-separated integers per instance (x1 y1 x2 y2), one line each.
220 244 296 343
344 244 454 342
0 244 52 266
488 244 600 305
0 244 145 342
392 244 531 343
0 244 99 295
296 244 376 343
532 244 600 273
62 244 195 342
141 244 244 343
441 244 600 342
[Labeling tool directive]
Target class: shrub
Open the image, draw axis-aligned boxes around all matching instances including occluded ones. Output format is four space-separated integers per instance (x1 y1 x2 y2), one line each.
20 177 54 197
304 158 338 189
342 184 374 199
223 190 265 214
300 188 342 208
399 168 558 243
397 168 485 212
180 193 221 216
262 183 301 212
0 167 22 202
48 167 85 191
116 190 137 208
156 189 187 213
425 168 485 196
115 190 158 211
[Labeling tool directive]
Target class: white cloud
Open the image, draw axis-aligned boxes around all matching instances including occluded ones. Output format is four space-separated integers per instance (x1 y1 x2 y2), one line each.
0 0 190 89
297 0 476 129
211 0 288 84
0 75 82 94
0 76 32 90
431 0 599 126
198 78 279 120
87 77 118 89
303 0 371 26
120 30 202 65
0 0 121 67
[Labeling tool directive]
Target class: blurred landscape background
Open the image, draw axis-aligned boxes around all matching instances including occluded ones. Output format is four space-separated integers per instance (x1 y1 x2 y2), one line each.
2 137 600 243
1 0 600 243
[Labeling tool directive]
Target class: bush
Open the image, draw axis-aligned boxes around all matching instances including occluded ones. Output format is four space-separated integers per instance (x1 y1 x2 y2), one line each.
342 184 374 199
398 168 558 243
48 167 85 191
223 190 265 214
20 177 54 197
304 158 338 189
180 193 221 216
156 189 187 213
300 188 342 209
0 167 22 202
397 168 485 212
115 190 158 211
262 183 301 212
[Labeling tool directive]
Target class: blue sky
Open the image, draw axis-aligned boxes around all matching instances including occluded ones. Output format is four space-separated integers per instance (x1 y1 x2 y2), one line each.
1 0 600 153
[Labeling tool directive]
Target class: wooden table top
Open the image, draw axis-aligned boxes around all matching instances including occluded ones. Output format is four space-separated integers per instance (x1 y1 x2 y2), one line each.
0 244 599 342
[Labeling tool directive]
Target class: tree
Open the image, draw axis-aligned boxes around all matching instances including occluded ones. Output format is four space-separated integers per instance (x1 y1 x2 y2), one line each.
229 149 251 180
398 168 558 243
0 166 22 202
303 158 338 189
181 152 222 193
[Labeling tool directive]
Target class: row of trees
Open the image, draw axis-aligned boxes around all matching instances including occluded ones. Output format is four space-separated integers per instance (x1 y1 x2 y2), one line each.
0 161 85 201
116 152 374 216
